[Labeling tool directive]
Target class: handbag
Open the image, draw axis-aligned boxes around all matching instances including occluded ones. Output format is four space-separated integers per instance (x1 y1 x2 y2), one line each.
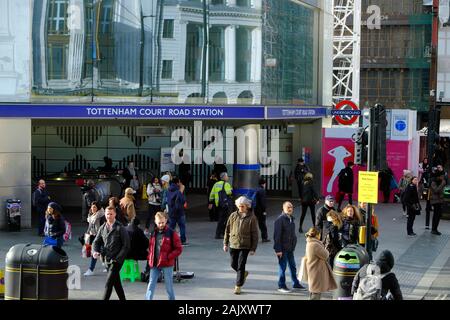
43 236 58 247
82 243 92 258
297 256 308 283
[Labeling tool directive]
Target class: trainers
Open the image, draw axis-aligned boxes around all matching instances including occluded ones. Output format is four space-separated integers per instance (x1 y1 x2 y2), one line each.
262 239 271 243
431 230 442 235
103 268 108 273
425 226 430 230
408 232 417 237
182 242 190 247
293 283 306 290
84 269 94 276
277 287 291 293
234 286 241 295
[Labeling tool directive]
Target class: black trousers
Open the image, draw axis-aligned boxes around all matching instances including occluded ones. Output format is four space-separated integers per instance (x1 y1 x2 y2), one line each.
296 180 303 199
255 210 268 240
300 203 316 229
145 204 161 229
209 204 218 222
425 200 432 227
432 203 442 232
215 207 229 238
406 208 416 235
103 261 126 300
229 248 250 287
382 188 390 203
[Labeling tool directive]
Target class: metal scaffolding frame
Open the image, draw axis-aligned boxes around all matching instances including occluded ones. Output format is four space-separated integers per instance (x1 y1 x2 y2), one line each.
332 0 361 107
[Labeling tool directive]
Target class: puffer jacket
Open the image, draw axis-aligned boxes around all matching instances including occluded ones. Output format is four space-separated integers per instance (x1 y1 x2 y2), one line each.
147 226 182 268
430 178 446 205
86 208 105 236
92 221 130 264
224 211 259 252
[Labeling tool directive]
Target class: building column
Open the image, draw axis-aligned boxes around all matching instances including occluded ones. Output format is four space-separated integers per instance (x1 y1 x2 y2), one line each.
227 0 237 7
251 27 261 82
178 21 188 82
225 25 236 82
232 124 260 197
68 0 85 87
0 119 32 229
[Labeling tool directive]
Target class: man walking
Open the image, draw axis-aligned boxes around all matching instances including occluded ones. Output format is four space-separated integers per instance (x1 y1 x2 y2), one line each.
273 201 305 293
337 161 354 211
167 177 188 246
294 158 310 200
315 195 336 240
209 172 233 239
254 178 270 242
92 206 130 300
430 172 446 235
145 212 183 300
32 179 51 236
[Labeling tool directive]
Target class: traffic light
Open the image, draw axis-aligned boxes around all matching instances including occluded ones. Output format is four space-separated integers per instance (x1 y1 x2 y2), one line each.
353 127 368 166
374 104 387 170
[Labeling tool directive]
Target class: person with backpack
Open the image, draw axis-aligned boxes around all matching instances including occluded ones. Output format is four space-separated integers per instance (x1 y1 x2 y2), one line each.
92 206 130 300
43 202 66 248
352 250 403 300
254 178 270 243
33 179 51 236
209 172 233 239
145 211 183 300
273 201 305 293
336 161 354 212
83 201 105 276
299 173 320 233
303 227 337 300
223 196 259 295
167 177 188 246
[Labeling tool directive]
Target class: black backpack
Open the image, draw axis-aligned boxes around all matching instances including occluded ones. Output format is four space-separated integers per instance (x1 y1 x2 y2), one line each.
217 182 231 210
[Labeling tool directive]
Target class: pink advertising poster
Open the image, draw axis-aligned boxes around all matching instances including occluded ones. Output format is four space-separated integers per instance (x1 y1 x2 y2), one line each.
322 129 410 202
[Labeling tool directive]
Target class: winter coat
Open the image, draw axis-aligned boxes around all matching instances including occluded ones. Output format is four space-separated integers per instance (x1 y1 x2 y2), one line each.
86 208 105 236
294 163 310 182
403 184 421 215
351 250 403 300
379 168 394 192
147 183 162 205
322 221 342 260
224 211 259 252
338 167 354 193
167 183 186 218
430 178 446 205
119 195 136 222
93 221 130 264
254 186 267 214
273 213 297 253
340 218 360 247
147 226 182 268
126 222 149 260
315 205 334 233
304 237 338 293
33 188 50 213
301 180 319 205
44 215 66 239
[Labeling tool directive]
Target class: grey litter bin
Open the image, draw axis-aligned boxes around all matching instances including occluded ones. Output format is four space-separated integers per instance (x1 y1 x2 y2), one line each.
5 199 21 232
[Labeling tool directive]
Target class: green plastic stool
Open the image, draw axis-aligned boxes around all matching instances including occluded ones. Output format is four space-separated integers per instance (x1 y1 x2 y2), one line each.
120 259 140 282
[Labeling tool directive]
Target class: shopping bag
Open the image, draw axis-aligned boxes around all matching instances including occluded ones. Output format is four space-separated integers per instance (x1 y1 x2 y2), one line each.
297 256 308 282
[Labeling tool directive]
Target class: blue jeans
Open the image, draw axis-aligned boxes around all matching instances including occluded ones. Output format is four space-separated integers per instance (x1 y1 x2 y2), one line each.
278 251 301 288
89 257 97 271
169 215 186 243
145 267 175 300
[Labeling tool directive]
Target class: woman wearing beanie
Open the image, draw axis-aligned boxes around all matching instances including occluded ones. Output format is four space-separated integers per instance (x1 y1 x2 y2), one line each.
43 202 66 248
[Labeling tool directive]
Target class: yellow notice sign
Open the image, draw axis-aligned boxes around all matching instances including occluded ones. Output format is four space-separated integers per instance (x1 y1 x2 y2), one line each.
358 171 379 204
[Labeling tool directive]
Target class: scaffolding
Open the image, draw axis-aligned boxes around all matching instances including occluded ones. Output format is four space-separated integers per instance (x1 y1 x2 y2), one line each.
332 0 361 108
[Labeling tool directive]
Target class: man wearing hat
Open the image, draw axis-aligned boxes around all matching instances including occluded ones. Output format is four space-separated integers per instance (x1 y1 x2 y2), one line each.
209 172 233 239
337 161 355 211
119 187 137 224
314 195 336 240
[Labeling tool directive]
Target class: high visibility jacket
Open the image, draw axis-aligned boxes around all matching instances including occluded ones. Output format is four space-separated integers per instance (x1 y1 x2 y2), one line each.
209 180 233 207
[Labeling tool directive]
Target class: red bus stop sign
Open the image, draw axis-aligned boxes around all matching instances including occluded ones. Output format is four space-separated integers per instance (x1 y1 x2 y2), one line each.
333 100 360 125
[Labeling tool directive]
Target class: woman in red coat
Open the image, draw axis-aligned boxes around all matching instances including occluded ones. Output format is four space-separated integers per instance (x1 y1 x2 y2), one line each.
145 212 182 300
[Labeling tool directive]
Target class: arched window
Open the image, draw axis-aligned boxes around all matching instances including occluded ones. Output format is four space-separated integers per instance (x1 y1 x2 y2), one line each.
212 92 228 104
237 90 253 104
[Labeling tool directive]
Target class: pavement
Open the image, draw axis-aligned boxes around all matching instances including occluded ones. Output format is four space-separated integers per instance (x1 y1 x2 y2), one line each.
1 194 450 300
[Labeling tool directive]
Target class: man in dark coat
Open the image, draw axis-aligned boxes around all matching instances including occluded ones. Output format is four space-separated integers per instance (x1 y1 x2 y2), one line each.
167 177 187 245
315 195 336 240
429 173 446 235
254 178 270 242
337 161 354 211
92 206 130 300
33 179 51 236
379 167 394 203
294 158 310 200
273 201 305 292
125 218 149 260
352 250 403 300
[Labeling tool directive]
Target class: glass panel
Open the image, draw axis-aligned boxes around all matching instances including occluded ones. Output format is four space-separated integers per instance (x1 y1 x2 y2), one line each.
47 43 67 80
236 27 251 82
185 24 203 82
162 60 173 79
163 19 174 38
209 26 225 81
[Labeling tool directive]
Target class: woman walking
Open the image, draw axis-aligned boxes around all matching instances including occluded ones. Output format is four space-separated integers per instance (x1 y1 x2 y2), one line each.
83 202 105 276
340 204 363 247
223 196 259 295
43 202 66 248
322 210 343 267
304 227 337 300
403 176 421 236
299 173 319 233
